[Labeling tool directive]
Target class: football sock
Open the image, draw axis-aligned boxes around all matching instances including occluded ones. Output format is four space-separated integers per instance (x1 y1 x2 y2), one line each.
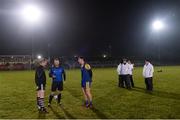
85 100 89 105
57 93 61 103
39 98 45 108
49 94 54 104
90 101 93 105
37 97 40 106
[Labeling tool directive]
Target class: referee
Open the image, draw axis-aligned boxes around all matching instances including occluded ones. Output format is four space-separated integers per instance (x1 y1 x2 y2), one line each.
48 58 66 106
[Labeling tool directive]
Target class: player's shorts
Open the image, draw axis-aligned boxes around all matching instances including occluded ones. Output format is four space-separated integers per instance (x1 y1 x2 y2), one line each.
51 81 63 92
36 84 46 91
81 81 92 89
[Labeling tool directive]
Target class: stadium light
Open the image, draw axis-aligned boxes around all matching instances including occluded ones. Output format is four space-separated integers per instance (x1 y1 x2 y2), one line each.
152 20 165 31
74 55 78 58
21 4 43 24
19 4 44 70
151 19 167 66
102 54 107 58
37 55 42 59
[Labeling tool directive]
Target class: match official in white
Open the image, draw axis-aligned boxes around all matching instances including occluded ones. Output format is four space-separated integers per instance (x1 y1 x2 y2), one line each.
117 60 122 87
128 60 134 87
120 59 131 89
143 60 154 91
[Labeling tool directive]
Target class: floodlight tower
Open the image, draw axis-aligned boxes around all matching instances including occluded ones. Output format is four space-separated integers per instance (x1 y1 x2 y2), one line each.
152 19 165 65
21 4 43 69
21 5 42 24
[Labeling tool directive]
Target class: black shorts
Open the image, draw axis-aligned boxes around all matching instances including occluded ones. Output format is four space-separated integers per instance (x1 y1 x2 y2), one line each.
81 81 92 88
51 81 63 92
36 84 46 91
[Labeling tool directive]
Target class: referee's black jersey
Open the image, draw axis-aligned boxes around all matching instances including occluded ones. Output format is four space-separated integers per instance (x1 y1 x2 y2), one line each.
35 65 46 85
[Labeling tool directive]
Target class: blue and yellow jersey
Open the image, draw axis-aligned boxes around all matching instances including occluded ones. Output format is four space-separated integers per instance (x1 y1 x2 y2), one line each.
49 66 66 82
81 63 93 82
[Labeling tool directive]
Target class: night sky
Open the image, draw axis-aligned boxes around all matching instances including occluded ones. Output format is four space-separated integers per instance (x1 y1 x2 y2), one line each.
0 0 180 60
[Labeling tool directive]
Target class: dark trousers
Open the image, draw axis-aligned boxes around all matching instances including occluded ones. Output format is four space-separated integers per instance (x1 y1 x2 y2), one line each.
145 77 153 91
125 75 131 89
129 75 134 87
120 75 131 89
118 75 123 87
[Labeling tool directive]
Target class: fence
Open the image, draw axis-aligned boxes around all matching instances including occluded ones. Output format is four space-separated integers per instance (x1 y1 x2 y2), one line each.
0 55 180 70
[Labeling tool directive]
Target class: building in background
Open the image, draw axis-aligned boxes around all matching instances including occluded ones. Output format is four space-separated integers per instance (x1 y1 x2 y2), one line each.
0 55 31 70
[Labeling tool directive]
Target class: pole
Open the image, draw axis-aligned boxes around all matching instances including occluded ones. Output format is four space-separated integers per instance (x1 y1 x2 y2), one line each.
48 43 50 61
31 27 34 70
158 44 161 66
157 34 161 66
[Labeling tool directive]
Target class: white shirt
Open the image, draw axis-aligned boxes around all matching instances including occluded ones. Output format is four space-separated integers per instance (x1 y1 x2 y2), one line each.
117 64 121 75
143 63 154 78
128 64 134 75
120 63 129 75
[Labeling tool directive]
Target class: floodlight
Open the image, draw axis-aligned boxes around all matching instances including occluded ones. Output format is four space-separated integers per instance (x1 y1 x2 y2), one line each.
152 20 165 31
21 4 42 23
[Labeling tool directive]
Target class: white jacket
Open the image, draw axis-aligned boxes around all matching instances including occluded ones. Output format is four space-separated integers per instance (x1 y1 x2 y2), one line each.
117 64 121 75
143 63 154 78
120 63 129 75
128 64 134 75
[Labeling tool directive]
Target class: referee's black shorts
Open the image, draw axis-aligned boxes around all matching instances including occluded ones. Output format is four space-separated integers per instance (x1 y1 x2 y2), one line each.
51 81 63 92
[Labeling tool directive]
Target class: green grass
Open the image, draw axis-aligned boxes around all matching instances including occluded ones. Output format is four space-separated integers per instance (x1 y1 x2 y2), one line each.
0 66 180 119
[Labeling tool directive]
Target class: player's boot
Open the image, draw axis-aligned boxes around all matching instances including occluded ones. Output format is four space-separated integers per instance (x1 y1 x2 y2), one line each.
83 101 89 108
88 101 93 108
89 103 93 109
58 101 62 106
41 107 49 113
37 105 41 111
48 103 51 107
85 102 89 108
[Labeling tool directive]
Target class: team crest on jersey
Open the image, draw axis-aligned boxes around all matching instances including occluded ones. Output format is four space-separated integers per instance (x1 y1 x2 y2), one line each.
85 64 91 70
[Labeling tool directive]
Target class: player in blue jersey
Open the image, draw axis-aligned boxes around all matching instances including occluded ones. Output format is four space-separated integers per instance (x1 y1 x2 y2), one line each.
48 58 66 106
78 57 93 108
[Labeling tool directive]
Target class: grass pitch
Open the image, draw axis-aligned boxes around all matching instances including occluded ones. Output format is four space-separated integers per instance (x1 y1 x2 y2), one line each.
0 66 180 119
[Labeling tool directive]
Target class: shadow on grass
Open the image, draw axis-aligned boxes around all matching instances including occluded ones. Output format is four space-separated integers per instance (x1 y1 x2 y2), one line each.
60 105 76 119
133 86 180 100
49 106 65 119
38 112 46 119
90 107 108 119
66 88 108 119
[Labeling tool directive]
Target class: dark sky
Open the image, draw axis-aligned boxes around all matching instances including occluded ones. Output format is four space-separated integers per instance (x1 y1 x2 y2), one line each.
0 0 180 60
